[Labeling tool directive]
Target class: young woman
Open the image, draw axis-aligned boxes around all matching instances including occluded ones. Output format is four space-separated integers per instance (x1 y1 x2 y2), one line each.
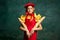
18 2 45 40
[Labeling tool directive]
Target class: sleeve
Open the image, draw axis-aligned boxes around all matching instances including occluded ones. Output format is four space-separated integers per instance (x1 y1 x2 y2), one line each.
34 13 42 22
20 15 26 22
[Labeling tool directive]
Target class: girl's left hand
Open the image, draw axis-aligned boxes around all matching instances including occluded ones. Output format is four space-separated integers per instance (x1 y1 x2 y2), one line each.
30 28 35 36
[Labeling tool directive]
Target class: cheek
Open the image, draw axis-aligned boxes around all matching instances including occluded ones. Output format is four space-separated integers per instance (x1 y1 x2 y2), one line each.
31 9 34 12
27 9 34 12
28 9 30 12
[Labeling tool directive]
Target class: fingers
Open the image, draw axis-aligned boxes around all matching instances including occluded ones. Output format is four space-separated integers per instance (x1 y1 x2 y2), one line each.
42 16 46 20
28 33 30 38
26 29 34 38
30 31 34 35
26 31 30 38
18 18 23 23
30 29 35 36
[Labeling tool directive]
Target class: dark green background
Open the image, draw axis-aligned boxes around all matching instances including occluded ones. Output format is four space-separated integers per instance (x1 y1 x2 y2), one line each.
0 0 60 40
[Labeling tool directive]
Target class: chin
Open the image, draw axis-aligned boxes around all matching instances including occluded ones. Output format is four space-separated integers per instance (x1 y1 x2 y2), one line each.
29 12 33 14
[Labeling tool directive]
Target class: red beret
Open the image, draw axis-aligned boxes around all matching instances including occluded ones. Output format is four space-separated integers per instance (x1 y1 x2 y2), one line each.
24 2 35 8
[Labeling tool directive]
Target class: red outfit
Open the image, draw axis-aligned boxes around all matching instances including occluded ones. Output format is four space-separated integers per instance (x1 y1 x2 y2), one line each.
24 12 37 40
23 2 37 40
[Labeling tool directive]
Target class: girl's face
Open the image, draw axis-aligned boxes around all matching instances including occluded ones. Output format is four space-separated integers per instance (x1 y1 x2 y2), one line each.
27 6 35 14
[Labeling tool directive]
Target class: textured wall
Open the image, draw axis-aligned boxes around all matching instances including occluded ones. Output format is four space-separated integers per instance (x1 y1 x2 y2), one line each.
0 0 60 40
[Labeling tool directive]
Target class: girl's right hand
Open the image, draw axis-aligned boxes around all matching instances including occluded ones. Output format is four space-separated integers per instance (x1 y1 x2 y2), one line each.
26 30 30 38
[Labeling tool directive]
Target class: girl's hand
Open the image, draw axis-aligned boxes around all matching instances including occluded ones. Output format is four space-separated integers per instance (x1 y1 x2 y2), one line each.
30 28 35 36
26 30 30 38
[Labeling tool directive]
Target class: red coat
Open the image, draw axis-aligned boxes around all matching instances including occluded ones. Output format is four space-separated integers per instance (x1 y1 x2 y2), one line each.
24 13 37 40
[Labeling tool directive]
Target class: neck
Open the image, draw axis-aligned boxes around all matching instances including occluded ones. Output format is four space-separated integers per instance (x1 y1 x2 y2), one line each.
26 12 34 15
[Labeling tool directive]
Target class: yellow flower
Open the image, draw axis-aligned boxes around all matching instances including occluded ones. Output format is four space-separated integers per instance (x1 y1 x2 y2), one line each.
20 15 26 22
34 13 41 22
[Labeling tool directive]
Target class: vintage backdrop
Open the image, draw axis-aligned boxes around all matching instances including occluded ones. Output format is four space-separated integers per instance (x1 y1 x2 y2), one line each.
0 0 60 40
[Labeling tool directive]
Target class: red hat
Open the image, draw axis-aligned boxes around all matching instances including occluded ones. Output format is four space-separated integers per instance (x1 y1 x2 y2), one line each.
24 2 35 8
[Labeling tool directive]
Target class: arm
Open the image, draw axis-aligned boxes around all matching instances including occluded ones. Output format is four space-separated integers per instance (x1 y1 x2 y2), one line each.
30 16 45 35
30 24 42 35
18 18 30 38
18 18 29 32
33 16 45 29
20 26 30 38
18 18 27 29
20 26 27 31
33 24 43 31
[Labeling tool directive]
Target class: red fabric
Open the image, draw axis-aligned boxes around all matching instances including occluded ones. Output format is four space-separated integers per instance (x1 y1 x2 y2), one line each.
24 2 35 8
24 12 37 40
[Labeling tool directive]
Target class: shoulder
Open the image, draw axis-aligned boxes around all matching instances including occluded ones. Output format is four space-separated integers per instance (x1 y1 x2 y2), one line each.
34 13 42 22
20 14 26 22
